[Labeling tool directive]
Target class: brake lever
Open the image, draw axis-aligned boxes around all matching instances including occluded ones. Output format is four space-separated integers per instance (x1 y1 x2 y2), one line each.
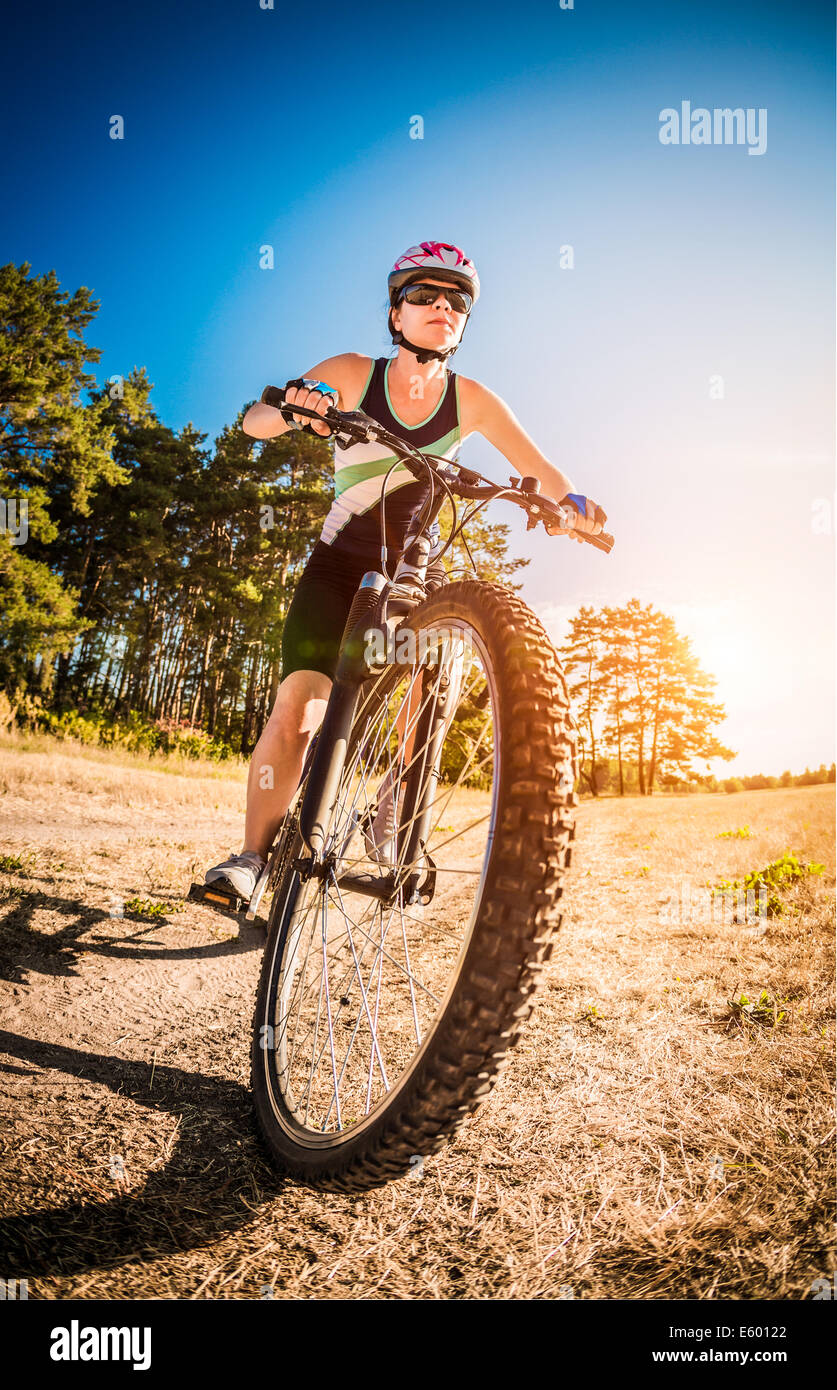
330 412 430 484
330 409 383 450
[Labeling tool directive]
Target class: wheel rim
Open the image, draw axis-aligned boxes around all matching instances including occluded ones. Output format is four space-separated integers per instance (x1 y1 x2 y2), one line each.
259 617 501 1146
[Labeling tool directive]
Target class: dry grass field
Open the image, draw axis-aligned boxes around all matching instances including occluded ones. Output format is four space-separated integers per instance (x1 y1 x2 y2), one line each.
0 731 833 1300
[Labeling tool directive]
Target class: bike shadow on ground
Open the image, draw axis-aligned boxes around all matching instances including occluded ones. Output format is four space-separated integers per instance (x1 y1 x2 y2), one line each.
0 888 263 985
0 1029 294 1282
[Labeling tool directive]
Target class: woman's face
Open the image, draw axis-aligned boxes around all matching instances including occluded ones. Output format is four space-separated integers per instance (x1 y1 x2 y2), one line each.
391 276 467 353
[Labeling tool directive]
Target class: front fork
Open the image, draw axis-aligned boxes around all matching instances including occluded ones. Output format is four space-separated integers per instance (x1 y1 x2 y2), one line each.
299 572 386 861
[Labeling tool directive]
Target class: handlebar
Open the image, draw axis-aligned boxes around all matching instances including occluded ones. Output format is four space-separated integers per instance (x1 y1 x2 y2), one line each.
258 384 614 554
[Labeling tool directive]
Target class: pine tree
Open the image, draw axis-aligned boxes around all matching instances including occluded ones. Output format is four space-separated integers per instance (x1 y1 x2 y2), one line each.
559 598 736 793
0 261 125 690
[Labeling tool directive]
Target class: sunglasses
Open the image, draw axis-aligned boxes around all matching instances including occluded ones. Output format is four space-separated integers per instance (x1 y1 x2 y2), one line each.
398 281 473 315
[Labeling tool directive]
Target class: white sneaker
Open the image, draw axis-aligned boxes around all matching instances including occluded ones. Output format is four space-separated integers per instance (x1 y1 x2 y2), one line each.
204 850 266 902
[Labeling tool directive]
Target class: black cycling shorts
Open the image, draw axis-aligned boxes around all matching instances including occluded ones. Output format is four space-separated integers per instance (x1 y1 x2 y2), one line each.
281 541 374 681
280 539 446 683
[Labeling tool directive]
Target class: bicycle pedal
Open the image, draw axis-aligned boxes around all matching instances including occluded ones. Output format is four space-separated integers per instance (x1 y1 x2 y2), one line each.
188 881 248 918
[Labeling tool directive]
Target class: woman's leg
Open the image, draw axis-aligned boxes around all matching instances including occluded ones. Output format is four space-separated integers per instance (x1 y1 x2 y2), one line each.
242 668 332 859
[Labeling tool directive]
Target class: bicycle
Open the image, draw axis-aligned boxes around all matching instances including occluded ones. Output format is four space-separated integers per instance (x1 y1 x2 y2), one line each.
246 387 614 1191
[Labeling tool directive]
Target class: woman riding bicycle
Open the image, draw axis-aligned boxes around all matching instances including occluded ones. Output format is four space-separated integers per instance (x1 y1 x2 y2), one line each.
203 240 606 906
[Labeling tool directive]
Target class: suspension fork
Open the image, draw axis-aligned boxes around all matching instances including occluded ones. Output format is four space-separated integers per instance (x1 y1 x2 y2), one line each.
299 572 387 860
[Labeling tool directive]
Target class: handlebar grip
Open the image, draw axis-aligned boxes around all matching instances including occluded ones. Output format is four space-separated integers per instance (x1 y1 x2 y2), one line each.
259 383 337 437
260 384 287 410
583 530 615 553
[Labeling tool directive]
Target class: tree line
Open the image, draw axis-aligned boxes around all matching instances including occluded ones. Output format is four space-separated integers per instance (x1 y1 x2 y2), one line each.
0 261 521 755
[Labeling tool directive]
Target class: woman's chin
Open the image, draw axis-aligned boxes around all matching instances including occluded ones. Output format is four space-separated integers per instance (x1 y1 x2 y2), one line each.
415 332 456 352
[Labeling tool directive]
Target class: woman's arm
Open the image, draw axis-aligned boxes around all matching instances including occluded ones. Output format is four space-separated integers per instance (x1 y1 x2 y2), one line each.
463 379 575 500
242 401 292 439
462 379 605 540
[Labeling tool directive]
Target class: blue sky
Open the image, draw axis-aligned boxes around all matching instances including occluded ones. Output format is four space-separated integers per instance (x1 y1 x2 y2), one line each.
2 0 833 776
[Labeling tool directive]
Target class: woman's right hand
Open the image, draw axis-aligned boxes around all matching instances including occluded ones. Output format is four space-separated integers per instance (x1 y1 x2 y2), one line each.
284 382 336 437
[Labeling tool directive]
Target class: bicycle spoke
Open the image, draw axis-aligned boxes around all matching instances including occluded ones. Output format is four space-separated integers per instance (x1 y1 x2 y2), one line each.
331 874 390 1090
397 892 422 1049
301 917 327 1127
284 882 436 1125
328 893 443 1003
319 889 343 1131
366 911 388 1112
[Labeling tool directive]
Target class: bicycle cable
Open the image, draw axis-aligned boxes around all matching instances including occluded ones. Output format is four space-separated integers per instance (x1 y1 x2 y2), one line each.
376 440 459 582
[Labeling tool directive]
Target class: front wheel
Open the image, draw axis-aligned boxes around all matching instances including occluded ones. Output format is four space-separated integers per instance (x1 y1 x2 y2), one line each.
250 580 578 1191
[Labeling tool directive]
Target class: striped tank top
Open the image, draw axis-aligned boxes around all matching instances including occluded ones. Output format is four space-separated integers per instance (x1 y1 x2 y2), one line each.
319 356 462 558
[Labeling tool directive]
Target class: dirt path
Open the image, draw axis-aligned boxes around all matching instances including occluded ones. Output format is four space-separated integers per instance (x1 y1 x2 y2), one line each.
0 743 833 1299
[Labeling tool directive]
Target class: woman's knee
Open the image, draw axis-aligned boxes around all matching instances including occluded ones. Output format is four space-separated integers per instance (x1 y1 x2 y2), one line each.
267 669 332 740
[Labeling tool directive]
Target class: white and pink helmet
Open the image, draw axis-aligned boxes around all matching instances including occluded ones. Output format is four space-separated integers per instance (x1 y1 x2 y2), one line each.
388 241 480 307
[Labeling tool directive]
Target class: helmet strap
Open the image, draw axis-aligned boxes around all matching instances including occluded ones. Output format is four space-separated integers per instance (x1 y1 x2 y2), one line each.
388 308 469 363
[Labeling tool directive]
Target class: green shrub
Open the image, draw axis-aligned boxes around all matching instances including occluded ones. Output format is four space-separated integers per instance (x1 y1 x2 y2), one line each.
728 990 789 1027
713 851 825 917
123 897 186 919
30 704 235 762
